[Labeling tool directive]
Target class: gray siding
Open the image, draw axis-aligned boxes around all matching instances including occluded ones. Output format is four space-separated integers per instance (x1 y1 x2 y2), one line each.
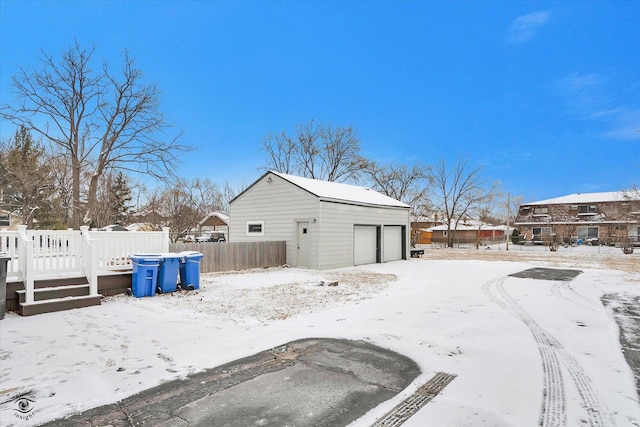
229 174 320 267
230 172 410 270
318 201 410 269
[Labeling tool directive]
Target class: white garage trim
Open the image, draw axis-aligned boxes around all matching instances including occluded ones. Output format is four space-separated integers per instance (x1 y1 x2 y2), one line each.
354 225 379 265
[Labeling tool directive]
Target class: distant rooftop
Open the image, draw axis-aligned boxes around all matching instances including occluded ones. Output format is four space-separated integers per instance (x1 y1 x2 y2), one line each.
525 191 635 206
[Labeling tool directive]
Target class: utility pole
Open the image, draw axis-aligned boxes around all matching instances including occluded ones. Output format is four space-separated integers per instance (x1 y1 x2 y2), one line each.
506 193 510 251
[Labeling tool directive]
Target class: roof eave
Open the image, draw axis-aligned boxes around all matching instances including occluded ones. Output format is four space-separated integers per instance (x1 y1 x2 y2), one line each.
319 197 410 210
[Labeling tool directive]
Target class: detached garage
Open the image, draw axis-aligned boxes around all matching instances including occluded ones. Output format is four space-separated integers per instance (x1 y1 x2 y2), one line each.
229 171 411 270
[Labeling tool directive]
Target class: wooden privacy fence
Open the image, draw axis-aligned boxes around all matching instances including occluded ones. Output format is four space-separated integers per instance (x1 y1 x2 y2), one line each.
169 241 287 273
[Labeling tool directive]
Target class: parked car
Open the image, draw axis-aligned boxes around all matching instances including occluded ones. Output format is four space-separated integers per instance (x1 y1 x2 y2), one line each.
196 232 226 243
532 233 557 245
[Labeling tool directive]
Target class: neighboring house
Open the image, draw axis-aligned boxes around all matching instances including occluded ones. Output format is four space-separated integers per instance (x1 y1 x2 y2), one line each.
428 221 508 245
229 171 411 269
197 211 229 241
413 228 433 245
130 210 170 227
411 215 441 245
0 210 20 230
514 191 640 245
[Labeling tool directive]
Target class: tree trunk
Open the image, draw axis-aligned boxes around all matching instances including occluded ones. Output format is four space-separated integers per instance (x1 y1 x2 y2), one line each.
85 172 100 226
72 157 82 229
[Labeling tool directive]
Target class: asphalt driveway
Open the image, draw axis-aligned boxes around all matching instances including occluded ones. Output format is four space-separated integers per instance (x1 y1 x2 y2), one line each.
39 338 421 427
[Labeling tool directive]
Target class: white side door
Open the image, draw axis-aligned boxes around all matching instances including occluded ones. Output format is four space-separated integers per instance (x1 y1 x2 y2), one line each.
296 221 310 268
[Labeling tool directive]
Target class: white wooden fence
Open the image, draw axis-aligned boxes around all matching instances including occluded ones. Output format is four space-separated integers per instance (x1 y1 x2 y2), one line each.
0 226 170 305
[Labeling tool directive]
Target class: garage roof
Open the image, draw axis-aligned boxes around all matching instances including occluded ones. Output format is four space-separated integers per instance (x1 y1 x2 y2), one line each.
271 171 410 208
229 171 409 209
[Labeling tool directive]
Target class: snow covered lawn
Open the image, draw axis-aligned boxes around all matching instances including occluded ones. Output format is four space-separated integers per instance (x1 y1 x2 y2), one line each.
1 247 639 426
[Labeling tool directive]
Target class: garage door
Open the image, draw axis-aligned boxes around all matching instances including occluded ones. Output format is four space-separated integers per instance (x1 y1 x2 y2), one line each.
383 226 403 262
354 226 378 265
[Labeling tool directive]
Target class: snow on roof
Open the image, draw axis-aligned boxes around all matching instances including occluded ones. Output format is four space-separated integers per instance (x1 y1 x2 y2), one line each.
271 171 410 208
428 222 508 231
526 191 633 206
198 211 229 226
411 214 440 223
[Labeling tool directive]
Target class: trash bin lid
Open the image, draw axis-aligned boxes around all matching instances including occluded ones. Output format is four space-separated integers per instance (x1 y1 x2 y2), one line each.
130 254 163 262
179 251 203 257
155 252 182 259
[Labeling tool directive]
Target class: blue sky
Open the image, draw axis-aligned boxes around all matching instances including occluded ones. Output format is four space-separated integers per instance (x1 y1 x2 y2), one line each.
1 0 639 203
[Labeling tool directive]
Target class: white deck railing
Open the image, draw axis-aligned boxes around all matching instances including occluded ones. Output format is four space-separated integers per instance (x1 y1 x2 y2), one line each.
1 226 170 306
0 230 19 278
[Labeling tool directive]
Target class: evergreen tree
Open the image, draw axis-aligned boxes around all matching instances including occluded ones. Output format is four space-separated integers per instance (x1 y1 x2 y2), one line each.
0 126 56 228
110 172 133 226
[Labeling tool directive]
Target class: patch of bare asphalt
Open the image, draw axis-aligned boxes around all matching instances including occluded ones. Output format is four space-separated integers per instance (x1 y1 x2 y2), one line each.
602 294 640 398
38 338 421 427
508 267 582 281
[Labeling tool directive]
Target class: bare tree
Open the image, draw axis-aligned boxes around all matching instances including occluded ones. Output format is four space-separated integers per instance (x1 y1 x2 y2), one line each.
506 194 523 225
428 158 500 248
47 154 75 226
620 186 640 251
136 178 224 241
472 197 496 249
262 120 363 183
221 180 248 213
90 171 114 228
319 123 363 182
625 185 640 200
360 160 429 212
492 193 524 247
2 42 189 228
262 131 296 175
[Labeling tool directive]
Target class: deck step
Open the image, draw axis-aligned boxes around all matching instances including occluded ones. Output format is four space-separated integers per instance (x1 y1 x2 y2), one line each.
16 284 91 304
19 295 102 316
33 276 89 289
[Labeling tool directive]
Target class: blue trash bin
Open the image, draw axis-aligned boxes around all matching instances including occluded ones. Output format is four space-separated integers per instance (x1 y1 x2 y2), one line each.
157 253 181 294
179 251 203 290
129 255 161 298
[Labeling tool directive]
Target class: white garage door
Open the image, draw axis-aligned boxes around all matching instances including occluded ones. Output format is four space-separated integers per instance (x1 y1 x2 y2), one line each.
383 226 403 262
354 225 378 265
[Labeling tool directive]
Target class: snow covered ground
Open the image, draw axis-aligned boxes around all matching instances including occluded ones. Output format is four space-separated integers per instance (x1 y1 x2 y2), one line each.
1 245 639 426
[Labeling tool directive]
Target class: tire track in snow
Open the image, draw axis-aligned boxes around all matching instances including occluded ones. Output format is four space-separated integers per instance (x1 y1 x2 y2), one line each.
484 277 612 426
483 278 566 426
550 281 599 313
495 279 611 426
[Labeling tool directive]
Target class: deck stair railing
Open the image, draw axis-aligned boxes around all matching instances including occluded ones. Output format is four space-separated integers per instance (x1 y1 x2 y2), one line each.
80 226 99 297
0 229 19 278
2 226 170 306
17 226 35 304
